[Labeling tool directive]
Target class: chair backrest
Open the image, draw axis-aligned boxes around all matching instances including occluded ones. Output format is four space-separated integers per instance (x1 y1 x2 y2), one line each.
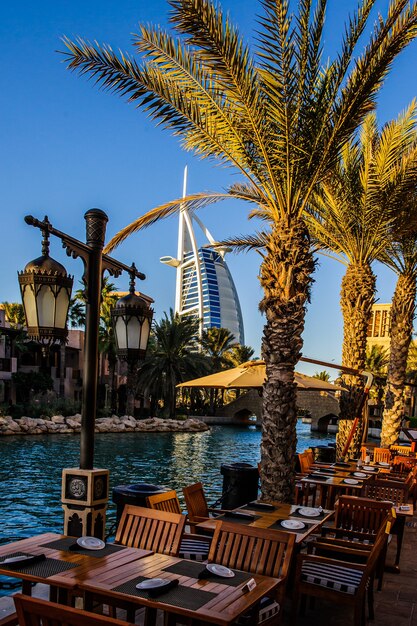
360 445 368 461
146 490 182 515
392 455 417 473
373 447 391 464
13 594 131 626
363 479 409 505
390 445 414 457
298 451 311 474
334 495 392 534
182 482 209 521
358 509 395 588
208 521 295 580
115 505 185 555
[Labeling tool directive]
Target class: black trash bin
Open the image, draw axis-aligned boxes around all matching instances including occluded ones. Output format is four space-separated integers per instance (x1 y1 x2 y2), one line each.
311 445 336 463
112 483 168 526
220 462 259 509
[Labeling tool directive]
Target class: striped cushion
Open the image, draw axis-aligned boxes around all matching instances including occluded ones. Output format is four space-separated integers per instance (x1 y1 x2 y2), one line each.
236 597 280 625
301 561 363 595
179 538 210 562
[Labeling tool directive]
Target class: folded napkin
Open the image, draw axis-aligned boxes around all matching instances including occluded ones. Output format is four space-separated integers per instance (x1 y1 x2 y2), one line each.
147 579 179 598
223 511 254 520
247 501 275 511
307 474 328 481
197 568 227 580
68 543 82 551
1 554 46 569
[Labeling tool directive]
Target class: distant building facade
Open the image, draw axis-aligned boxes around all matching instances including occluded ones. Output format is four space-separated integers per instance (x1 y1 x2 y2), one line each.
160 168 244 344
366 303 391 352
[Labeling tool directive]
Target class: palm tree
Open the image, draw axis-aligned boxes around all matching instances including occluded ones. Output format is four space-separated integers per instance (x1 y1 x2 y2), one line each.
307 105 417 458
224 344 255 367
136 309 209 417
2 302 25 328
201 327 237 372
313 370 331 382
62 0 417 501
379 205 417 446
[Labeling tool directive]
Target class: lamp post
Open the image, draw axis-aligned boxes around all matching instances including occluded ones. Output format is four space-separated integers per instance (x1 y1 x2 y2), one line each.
112 264 154 416
19 209 152 538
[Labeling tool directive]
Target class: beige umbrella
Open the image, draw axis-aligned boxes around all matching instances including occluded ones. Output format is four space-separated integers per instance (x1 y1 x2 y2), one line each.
178 360 343 391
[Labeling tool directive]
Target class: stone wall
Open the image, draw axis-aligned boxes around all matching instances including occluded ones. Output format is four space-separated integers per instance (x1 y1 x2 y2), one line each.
0 415 209 436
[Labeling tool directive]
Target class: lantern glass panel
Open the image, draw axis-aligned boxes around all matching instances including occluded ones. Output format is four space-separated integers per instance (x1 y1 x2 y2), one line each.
127 316 141 350
55 287 70 329
22 285 38 327
140 317 150 350
37 285 56 327
115 317 127 349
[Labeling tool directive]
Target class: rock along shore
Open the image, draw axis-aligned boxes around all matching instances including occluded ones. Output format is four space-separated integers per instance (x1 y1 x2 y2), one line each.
0 415 209 436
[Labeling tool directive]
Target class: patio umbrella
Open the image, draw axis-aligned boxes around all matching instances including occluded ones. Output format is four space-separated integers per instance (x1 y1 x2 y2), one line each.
178 360 343 391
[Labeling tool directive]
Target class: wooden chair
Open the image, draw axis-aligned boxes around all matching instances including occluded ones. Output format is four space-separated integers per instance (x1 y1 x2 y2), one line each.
182 482 226 528
208 521 296 625
13 594 132 626
146 489 182 514
390 444 414 457
373 447 391 464
292 513 392 626
147 490 212 561
362 478 409 505
115 504 185 555
298 451 312 474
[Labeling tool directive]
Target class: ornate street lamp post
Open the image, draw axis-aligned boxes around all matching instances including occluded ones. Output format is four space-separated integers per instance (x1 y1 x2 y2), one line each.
19 209 151 538
112 264 153 416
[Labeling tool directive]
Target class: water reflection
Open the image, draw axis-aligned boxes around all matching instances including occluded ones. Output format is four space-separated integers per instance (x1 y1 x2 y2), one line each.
0 423 334 544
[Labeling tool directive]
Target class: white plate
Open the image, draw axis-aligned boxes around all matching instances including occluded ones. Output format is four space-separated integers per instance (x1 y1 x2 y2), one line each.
343 478 359 485
297 507 322 518
3 556 33 564
76 537 105 550
206 564 235 578
363 466 376 471
353 472 367 478
378 462 390 467
281 519 305 530
136 578 169 590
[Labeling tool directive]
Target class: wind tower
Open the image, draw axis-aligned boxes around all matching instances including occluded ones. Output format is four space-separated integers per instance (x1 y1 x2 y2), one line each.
160 167 245 344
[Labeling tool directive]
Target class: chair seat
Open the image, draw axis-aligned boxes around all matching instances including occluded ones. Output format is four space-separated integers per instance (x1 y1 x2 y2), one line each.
178 538 210 561
236 597 280 625
301 561 363 595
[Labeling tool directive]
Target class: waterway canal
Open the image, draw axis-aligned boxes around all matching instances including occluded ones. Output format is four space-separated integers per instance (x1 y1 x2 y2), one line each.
0 422 334 546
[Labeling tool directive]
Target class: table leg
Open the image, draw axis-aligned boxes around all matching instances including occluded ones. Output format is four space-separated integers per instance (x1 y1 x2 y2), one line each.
144 607 157 626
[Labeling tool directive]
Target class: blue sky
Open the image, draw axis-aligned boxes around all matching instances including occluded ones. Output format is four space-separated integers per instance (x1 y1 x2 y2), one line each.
1 0 417 378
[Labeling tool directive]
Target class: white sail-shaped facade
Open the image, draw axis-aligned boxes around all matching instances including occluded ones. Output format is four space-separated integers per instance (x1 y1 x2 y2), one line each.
160 168 244 344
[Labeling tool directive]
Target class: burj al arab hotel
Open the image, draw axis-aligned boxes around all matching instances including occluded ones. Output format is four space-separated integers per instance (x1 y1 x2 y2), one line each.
160 168 245 344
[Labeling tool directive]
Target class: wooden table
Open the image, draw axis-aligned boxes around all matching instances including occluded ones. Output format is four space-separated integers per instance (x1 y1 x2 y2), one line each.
390 504 414 571
197 503 334 543
0 533 152 604
79 552 282 626
300 473 368 508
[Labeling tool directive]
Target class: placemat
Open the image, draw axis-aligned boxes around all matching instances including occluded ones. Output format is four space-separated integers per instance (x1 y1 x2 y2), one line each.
289 508 326 521
306 474 329 481
40 538 125 557
219 513 260 525
316 468 336 474
270 521 315 534
112 576 216 610
162 561 251 587
0 552 78 577
240 503 276 512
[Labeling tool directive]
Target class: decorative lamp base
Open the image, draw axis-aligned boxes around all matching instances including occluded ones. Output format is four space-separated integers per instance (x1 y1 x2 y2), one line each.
61 468 109 540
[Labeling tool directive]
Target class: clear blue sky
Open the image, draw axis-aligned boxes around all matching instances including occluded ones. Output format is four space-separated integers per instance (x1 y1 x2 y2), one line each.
1 0 417 378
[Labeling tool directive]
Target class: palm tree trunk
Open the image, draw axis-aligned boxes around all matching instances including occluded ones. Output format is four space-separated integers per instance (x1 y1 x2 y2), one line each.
381 271 417 447
337 263 376 459
259 220 315 502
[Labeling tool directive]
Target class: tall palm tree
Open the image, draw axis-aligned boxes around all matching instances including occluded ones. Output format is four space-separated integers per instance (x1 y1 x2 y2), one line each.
379 205 417 446
62 0 417 501
307 105 417 458
136 309 209 417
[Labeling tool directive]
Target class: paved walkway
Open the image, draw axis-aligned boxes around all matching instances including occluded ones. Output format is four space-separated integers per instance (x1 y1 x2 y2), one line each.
1 516 416 625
